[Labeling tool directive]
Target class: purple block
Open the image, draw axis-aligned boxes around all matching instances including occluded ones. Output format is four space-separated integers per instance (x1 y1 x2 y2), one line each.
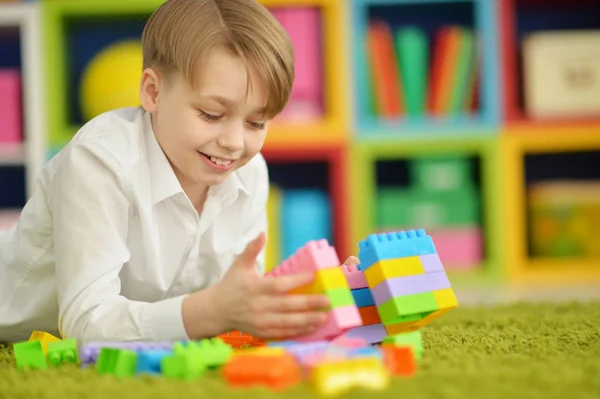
371 270 450 305
344 324 387 345
283 340 330 361
420 253 444 273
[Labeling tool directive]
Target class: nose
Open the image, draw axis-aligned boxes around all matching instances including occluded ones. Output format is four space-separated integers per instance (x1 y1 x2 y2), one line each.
216 121 245 154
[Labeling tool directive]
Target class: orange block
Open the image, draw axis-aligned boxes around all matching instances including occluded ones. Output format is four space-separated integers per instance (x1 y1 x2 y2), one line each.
381 345 417 377
358 306 381 325
223 353 301 390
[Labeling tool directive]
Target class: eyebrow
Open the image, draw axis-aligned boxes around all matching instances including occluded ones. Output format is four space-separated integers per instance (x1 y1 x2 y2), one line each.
199 95 267 115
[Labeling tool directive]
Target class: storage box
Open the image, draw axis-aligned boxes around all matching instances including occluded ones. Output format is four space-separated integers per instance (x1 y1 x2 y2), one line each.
523 30 600 119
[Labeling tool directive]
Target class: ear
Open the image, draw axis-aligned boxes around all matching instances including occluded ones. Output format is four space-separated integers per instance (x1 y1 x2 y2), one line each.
140 68 161 113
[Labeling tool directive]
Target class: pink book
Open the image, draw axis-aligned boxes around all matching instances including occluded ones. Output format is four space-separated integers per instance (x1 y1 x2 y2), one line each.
0 69 22 143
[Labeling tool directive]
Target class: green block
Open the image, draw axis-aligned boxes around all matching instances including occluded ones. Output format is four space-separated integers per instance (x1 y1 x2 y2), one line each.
13 340 47 371
378 292 438 325
175 338 232 368
377 186 480 228
47 338 79 367
96 348 137 378
410 156 473 192
162 352 206 381
382 331 423 359
325 288 356 309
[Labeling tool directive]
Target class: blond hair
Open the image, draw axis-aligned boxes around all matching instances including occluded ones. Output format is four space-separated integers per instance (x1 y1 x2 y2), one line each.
142 0 294 118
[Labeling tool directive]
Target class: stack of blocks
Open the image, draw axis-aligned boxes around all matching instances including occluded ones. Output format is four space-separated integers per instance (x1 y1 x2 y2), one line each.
344 229 458 343
266 239 362 342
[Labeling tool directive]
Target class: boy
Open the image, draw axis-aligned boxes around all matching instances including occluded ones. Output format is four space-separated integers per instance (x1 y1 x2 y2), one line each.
0 0 356 344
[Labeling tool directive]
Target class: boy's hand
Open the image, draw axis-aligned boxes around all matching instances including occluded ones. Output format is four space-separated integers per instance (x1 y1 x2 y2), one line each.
343 255 360 266
212 233 330 339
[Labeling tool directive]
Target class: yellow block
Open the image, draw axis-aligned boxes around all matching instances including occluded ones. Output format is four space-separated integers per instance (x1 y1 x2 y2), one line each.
434 288 459 310
290 267 348 295
265 186 282 273
310 358 390 397
28 331 60 354
384 320 421 335
232 347 285 357
364 256 425 288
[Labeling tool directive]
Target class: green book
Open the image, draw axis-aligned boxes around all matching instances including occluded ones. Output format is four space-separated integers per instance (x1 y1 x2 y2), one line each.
395 26 428 117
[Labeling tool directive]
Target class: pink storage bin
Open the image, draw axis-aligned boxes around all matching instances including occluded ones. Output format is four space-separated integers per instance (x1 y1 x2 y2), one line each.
271 7 323 120
0 69 22 143
429 226 483 270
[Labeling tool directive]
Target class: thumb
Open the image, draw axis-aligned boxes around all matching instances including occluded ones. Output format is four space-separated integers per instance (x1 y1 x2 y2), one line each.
235 232 266 268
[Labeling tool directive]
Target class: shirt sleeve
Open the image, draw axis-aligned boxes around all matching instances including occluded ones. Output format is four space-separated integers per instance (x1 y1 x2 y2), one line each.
242 154 270 275
51 140 189 343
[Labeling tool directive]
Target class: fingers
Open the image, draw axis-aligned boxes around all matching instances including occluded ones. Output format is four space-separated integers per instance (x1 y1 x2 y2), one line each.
235 232 266 268
343 255 360 265
258 272 315 294
266 294 330 312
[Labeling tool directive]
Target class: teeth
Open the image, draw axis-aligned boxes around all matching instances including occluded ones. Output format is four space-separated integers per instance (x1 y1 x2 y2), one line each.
210 156 232 166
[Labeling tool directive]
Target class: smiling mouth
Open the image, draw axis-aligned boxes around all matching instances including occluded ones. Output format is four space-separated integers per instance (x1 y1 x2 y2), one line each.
199 152 235 167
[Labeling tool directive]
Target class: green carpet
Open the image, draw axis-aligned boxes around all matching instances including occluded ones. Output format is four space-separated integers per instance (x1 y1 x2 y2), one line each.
1 302 599 399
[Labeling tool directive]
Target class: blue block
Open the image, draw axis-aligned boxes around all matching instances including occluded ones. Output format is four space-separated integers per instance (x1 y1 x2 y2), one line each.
267 341 299 348
357 229 436 271
351 287 375 307
135 349 171 375
348 346 383 360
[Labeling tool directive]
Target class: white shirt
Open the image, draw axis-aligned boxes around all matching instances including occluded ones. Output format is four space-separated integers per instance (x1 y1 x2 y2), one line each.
0 107 269 344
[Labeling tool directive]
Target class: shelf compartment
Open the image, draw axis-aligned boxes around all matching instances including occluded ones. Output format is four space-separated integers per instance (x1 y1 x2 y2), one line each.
43 0 349 154
501 0 600 128
351 0 500 137
502 126 600 283
349 135 503 280
262 143 350 269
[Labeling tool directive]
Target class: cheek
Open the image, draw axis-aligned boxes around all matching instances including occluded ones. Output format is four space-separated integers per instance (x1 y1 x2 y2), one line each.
244 131 267 154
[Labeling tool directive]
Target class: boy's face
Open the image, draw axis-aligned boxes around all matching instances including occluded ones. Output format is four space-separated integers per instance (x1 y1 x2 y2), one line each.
140 47 269 192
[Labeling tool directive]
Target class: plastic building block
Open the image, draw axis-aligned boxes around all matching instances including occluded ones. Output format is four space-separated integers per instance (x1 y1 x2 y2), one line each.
434 288 459 310
217 332 263 348
370 270 451 305
290 267 349 295
330 335 368 349
293 305 363 342
340 263 368 289
136 349 171 375
351 287 375 307
419 253 445 273
275 341 330 362
309 357 390 397
233 347 286 357
28 331 60 354
364 256 426 288
347 346 383 360
358 306 381 326
382 331 423 360
381 345 417 376
358 229 436 271
79 342 173 366
378 291 438 325
162 350 206 381
96 348 137 378
13 340 47 371
267 239 340 277
176 337 233 368
344 324 387 345
0 69 22 143
222 353 301 390
47 338 79 366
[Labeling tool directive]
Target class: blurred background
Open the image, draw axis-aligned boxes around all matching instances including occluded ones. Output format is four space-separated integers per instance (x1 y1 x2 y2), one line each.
1 0 599 303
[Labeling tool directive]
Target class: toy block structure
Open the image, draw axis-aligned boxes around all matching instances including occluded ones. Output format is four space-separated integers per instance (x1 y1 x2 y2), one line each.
28 330 60 354
266 239 362 341
358 229 458 336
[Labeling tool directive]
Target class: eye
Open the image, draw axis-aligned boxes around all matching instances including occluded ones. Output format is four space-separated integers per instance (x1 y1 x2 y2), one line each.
247 121 266 130
198 110 222 121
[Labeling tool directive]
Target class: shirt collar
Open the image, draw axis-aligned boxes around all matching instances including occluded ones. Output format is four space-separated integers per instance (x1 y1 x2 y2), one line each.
142 110 250 206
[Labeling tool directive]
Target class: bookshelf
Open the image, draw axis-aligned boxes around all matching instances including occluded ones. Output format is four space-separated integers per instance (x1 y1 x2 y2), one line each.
0 3 45 222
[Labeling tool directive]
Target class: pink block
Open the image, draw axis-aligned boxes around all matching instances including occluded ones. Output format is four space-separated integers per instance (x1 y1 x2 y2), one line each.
429 227 482 269
330 335 368 349
340 263 368 289
294 305 363 342
0 69 22 143
267 238 340 277
272 7 323 120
